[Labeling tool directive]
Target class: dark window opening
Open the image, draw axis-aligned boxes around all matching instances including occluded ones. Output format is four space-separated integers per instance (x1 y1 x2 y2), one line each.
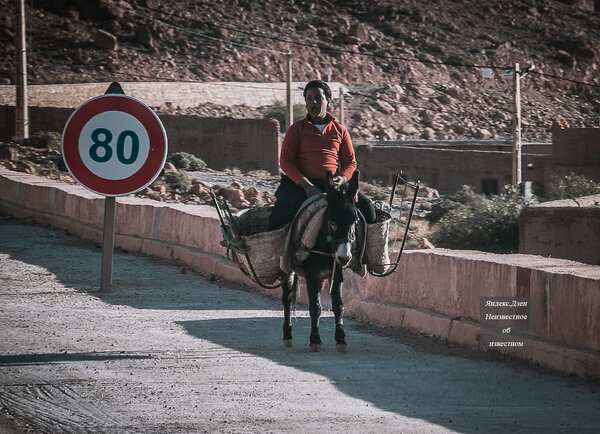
482 179 499 195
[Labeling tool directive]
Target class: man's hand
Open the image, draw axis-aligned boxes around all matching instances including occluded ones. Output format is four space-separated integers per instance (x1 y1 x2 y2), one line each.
332 175 347 187
300 180 322 197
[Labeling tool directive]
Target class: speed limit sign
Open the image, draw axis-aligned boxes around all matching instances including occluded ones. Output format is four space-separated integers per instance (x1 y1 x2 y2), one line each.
62 94 167 196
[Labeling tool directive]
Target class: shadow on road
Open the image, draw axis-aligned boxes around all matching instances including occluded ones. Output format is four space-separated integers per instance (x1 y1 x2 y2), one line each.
0 352 151 367
177 316 600 433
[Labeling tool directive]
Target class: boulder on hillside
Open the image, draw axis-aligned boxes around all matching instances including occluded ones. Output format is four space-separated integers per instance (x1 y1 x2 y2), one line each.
94 29 118 51
374 100 395 115
135 26 154 48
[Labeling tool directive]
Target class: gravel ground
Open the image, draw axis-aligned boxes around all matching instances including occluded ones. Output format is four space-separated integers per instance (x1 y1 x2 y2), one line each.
1 215 599 433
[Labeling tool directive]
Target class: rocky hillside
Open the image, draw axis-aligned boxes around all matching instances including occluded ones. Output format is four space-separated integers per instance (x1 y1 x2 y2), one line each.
1 0 599 142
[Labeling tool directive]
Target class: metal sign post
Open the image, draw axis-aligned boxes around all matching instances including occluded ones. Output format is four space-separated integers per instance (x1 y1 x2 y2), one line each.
100 195 116 292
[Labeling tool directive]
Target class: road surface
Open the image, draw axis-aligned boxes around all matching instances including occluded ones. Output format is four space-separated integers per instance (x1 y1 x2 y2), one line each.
0 214 599 433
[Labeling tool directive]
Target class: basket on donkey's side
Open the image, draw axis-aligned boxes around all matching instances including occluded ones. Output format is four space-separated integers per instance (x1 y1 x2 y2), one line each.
227 206 288 285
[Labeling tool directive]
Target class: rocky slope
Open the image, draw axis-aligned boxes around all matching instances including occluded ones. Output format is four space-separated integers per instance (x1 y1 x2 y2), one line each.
1 0 599 142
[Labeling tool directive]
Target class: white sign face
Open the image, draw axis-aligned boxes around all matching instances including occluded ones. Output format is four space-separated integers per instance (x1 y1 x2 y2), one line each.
78 111 150 180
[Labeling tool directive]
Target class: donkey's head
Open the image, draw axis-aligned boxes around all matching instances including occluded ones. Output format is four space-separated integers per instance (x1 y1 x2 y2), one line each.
324 170 360 268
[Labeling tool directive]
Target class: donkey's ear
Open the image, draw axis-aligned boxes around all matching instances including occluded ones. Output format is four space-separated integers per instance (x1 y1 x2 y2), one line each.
346 170 359 200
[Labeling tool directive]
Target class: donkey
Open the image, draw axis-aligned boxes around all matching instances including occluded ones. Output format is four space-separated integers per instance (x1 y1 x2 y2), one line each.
281 170 360 352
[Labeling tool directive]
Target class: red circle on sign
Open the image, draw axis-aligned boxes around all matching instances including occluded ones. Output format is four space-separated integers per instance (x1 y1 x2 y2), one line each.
62 94 167 196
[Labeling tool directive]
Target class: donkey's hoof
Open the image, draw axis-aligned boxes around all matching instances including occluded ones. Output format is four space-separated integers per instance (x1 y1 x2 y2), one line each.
283 339 293 348
336 343 347 353
309 343 321 352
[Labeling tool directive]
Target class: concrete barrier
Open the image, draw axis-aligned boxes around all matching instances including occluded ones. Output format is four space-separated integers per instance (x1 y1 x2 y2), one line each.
1 168 599 378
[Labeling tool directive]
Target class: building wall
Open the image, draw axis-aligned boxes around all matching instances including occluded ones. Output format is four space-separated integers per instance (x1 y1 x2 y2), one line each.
546 125 600 186
0 105 281 174
552 124 600 167
355 145 551 195
519 195 600 265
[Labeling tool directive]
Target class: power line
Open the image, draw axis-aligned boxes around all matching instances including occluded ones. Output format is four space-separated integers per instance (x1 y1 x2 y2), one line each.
130 9 289 56
529 70 600 89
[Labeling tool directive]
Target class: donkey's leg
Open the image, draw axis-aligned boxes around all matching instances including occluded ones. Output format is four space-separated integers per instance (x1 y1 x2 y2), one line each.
281 273 297 347
331 267 347 352
306 276 322 351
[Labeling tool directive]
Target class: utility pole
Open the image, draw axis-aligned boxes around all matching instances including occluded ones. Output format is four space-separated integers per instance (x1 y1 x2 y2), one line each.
339 87 345 126
511 62 535 186
15 0 28 141
285 51 293 130
512 62 522 186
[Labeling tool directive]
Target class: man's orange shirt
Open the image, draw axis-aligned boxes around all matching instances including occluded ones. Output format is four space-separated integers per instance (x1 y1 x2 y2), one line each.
280 113 357 185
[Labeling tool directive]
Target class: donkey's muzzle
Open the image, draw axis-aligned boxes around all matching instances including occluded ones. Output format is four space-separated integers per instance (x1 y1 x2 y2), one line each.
335 243 353 268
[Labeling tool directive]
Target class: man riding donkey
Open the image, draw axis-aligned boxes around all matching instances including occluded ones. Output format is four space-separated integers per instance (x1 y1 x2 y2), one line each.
269 79 377 351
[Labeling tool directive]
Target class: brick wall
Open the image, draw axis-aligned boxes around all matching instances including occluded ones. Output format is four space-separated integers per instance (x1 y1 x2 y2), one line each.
355 144 551 194
160 114 280 173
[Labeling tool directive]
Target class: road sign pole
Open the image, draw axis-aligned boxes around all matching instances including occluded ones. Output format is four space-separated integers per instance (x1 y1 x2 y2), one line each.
62 82 167 293
100 196 115 293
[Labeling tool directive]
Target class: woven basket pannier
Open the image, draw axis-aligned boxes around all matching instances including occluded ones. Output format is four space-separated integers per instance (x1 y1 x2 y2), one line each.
363 208 391 274
232 206 288 284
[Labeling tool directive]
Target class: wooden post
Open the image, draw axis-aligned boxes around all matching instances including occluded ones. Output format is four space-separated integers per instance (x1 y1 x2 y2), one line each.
100 196 115 293
339 87 345 126
512 62 522 186
15 0 28 141
285 51 293 130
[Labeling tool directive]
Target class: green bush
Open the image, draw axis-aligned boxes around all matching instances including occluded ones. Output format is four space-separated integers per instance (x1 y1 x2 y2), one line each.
164 170 192 191
550 173 600 199
427 185 485 223
263 101 307 132
23 131 61 150
167 152 206 171
430 185 536 253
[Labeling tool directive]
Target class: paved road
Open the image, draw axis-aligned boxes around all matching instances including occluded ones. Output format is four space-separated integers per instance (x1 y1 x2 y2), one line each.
1 214 599 433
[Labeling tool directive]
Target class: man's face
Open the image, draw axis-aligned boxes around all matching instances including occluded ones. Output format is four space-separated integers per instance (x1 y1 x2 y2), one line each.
305 87 328 121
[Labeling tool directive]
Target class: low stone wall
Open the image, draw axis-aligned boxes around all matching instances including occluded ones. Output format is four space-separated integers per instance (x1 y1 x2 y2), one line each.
369 139 553 155
0 106 281 174
520 195 600 265
1 168 599 378
355 144 551 195
0 82 347 109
